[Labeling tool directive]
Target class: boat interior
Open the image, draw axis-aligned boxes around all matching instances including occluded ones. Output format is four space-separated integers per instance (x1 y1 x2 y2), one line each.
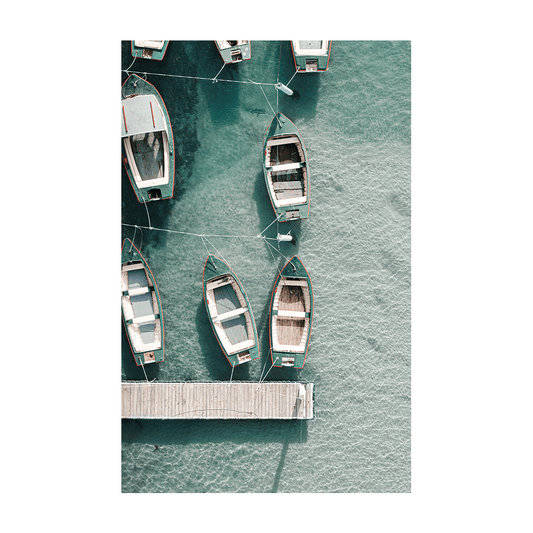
134 40 165 50
272 278 311 360
217 40 248 49
293 40 329 55
265 134 307 207
121 262 162 358
206 275 256 359
122 96 170 199
123 129 169 192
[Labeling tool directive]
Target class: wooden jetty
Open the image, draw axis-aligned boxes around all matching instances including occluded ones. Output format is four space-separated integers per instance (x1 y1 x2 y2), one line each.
121 381 314 420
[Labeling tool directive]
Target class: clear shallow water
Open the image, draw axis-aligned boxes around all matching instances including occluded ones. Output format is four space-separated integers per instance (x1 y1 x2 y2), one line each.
121 40 410 493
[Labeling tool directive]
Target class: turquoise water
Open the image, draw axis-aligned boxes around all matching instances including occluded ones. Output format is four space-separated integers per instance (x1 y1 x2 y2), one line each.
121 40 410 493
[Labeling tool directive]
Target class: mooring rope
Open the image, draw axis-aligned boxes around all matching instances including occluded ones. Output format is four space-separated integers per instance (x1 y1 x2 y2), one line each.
257 354 270 383
285 67 300 89
122 221 280 241
125 55 136 73
202 235 231 267
211 62 226 83
265 238 282 275
140 362 149 382
257 82 278 121
258 356 279 384
123 69 277 87
143 200 152 229
263 237 295 269
200 235 211 259
128 227 137 253
256 213 280 238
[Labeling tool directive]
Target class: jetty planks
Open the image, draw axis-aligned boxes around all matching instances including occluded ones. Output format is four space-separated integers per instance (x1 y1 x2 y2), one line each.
121 381 314 420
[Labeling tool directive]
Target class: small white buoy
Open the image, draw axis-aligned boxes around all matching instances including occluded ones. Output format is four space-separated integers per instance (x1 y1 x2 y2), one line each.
277 233 293 242
275 82 294 96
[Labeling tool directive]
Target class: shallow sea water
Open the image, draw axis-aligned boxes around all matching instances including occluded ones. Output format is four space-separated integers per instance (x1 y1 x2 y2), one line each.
120 40 410 493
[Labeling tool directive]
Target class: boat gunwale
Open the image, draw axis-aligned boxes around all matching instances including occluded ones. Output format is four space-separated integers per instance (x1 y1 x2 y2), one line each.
202 255 259 366
214 40 251 63
262 113 310 221
130 40 169 61
121 73 175 202
268 255 314 369
121 238 165 365
290 40 331 72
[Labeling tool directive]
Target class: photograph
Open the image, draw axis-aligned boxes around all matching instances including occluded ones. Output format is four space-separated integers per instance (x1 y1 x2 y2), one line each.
120 40 411 494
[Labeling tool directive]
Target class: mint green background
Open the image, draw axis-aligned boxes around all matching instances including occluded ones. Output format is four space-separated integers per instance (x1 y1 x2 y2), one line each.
6 2 531 531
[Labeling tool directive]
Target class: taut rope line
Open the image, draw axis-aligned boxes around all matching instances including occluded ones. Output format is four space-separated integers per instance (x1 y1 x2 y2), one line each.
122 222 280 241
123 69 277 87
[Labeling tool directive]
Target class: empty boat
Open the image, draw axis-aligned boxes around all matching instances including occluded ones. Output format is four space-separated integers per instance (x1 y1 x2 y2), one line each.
291 40 331 72
121 238 164 366
215 40 251 63
269 256 313 369
203 255 259 367
131 40 169 61
121 73 175 202
263 112 310 222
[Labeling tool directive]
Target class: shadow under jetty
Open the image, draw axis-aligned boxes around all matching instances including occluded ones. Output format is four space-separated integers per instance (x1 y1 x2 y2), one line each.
121 418 308 446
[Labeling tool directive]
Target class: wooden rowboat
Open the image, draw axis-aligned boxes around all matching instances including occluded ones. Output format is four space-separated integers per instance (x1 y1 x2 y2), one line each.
290 40 331 72
203 255 259 367
131 40 169 61
121 238 164 366
269 255 313 369
263 112 310 222
121 74 175 202
215 40 251 63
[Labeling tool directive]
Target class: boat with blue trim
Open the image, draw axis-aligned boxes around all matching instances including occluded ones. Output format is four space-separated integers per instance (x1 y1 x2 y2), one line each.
203 255 259 367
263 112 310 222
291 40 331 72
131 40 169 61
121 74 175 202
215 40 251 63
269 256 313 369
121 238 164 366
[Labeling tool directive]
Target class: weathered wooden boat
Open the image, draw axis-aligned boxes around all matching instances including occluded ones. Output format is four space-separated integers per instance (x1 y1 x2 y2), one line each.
121 74 175 202
121 238 164 366
269 256 313 369
131 40 169 61
203 255 259 367
215 40 251 64
263 112 309 222
291 40 331 72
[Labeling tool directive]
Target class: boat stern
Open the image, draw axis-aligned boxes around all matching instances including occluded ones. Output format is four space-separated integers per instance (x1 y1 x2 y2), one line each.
215 40 251 63
271 351 306 369
228 344 259 367
133 348 164 366
277 204 309 222
291 41 331 72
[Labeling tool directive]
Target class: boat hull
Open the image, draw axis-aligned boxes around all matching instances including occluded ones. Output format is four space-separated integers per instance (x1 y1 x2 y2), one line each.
121 239 165 366
269 256 313 369
121 74 175 203
215 41 251 64
262 113 310 222
291 41 331 72
203 255 259 367
131 41 169 61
